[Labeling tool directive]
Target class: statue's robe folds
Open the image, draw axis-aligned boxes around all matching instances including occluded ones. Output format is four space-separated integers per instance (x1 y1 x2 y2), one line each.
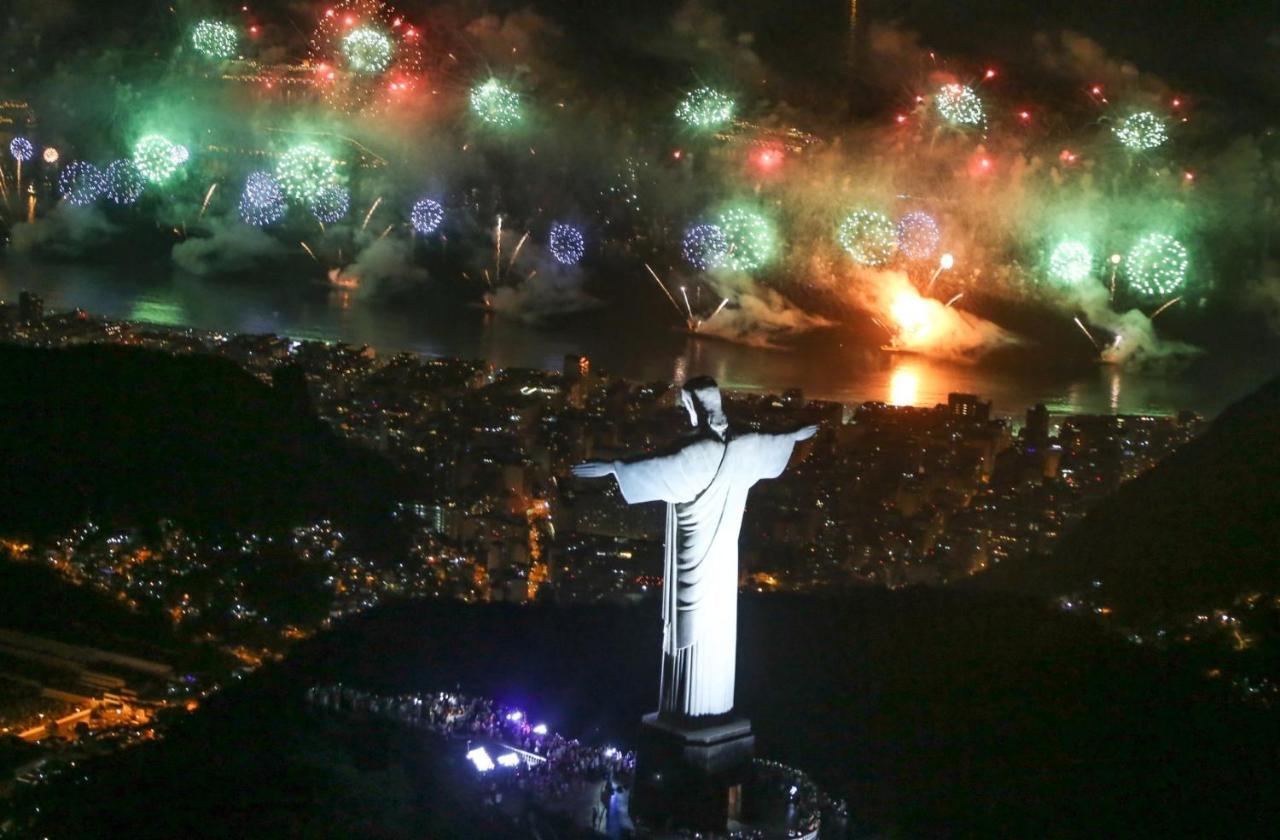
614 432 797 718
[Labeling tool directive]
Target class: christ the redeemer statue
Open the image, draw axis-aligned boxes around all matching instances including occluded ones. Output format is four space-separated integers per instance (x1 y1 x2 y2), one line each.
573 377 816 719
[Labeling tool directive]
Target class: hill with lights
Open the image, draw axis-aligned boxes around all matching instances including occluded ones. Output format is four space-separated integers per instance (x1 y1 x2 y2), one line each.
998 370 1280 614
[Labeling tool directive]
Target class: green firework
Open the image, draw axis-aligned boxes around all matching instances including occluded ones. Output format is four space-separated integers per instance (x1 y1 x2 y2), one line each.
470 79 522 128
192 20 238 60
1114 111 1167 152
837 210 897 267
342 27 393 74
675 87 735 130
714 205 776 272
1047 240 1094 286
275 144 339 205
935 84 984 127
1125 233 1188 297
132 134 185 184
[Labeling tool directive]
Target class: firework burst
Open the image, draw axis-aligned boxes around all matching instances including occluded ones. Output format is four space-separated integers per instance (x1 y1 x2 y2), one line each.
1125 233 1188 297
1114 111 1167 152
104 159 146 205
675 86 735 130
1047 240 1093 286
548 223 585 265
410 197 444 234
275 144 339 206
342 27 393 73
310 183 350 223
132 134 186 185
59 161 107 206
470 78 522 128
714 205 776 272
935 83 984 127
896 211 940 260
837 210 897 267
9 137 33 162
682 223 730 271
191 20 238 60
309 0 425 111
239 171 287 226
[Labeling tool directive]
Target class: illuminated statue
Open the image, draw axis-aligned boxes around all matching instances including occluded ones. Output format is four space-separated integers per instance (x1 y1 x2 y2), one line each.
573 377 816 718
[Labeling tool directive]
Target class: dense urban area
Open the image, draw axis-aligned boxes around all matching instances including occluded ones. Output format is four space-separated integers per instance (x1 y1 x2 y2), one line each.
1 291 1252 824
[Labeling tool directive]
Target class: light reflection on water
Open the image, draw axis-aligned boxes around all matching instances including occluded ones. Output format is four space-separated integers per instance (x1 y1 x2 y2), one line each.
1 259 1273 418
888 364 920 407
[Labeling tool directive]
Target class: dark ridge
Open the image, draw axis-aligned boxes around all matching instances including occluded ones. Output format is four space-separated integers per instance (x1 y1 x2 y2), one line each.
0 343 403 537
986 372 1280 624
25 591 1279 838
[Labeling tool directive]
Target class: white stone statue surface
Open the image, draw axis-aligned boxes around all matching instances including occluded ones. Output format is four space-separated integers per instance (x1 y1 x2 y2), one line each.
573 377 816 719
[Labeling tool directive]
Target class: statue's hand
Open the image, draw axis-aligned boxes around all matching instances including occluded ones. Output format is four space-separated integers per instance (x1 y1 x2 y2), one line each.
792 424 819 442
571 460 616 479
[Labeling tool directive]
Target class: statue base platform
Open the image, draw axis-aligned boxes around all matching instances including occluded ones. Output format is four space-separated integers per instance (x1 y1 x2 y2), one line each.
632 712 756 833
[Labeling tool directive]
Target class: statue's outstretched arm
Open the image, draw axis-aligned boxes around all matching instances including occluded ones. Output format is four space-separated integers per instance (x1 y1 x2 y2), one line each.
790 424 819 442
570 460 618 479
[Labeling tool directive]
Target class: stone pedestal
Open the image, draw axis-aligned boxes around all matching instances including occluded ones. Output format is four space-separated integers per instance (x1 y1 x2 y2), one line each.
631 712 756 833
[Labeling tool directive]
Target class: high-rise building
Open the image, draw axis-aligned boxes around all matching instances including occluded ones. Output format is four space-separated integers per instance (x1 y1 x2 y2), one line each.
948 392 991 422
1025 403 1050 449
18 291 43 324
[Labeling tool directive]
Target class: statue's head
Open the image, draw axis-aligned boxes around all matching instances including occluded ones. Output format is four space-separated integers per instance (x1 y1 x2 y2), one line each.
680 376 728 438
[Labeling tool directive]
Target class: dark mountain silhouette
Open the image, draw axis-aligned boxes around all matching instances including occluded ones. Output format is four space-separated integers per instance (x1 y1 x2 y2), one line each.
19 592 1279 838
0 344 402 537
986 372 1280 625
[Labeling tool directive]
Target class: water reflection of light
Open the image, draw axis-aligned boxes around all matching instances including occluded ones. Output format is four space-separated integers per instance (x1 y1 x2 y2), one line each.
888 365 920 406
1108 368 1121 413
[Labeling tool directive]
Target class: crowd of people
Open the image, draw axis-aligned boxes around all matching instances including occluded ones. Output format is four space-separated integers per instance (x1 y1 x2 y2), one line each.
305 684 636 828
305 684 846 838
